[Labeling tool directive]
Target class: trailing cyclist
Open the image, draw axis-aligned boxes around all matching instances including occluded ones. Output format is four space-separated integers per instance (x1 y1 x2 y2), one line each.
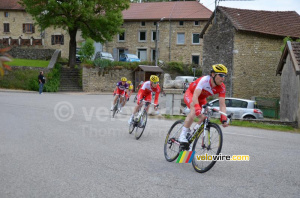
111 77 129 113
178 64 230 145
125 80 134 101
128 75 160 124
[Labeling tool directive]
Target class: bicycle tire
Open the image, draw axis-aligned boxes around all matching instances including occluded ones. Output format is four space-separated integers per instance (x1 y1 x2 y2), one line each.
129 121 135 134
192 123 223 173
164 120 184 162
135 110 147 140
112 98 119 118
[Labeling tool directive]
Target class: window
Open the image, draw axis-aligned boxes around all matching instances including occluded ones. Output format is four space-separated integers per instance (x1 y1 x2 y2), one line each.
139 31 146 42
141 21 146 26
23 23 35 33
118 32 125 41
177 33 185 44
51 35 64 45
192 33 200 44
154 22 157 26
194 21 200 26
151 49 156 62
179 21 184 26
152 30 159 41
4 12 9 17
3 23 10 33
192 55 199 65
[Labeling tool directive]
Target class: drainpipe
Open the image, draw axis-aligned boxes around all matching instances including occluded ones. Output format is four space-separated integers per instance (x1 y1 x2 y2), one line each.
169 19 172 62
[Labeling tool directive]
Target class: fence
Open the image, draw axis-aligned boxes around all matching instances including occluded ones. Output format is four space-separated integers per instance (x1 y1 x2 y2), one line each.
253 97 280 119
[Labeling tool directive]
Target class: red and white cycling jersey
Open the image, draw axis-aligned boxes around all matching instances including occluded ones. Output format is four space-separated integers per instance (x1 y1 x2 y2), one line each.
188 75 226 100
137 81 160 105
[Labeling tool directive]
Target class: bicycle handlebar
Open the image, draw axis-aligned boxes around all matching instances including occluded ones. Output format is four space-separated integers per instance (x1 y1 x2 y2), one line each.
202 103 233 123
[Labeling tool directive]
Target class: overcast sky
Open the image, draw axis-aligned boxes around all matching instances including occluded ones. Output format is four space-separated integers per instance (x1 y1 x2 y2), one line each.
200 0 300 14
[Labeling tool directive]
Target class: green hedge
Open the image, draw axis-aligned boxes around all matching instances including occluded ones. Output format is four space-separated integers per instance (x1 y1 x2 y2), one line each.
0 64 61 92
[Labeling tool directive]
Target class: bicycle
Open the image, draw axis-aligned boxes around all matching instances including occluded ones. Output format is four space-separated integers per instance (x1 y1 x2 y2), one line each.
129 99 158 140
112 95 121 118
164 103 232 173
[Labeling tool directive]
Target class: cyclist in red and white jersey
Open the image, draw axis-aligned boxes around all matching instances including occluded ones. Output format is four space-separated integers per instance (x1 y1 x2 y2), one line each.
128 75 160 124
179 64 229 144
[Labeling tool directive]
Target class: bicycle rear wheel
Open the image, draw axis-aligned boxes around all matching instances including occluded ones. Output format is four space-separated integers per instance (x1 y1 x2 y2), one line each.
192 123 223 173
135 110 147 140
164 120 184 162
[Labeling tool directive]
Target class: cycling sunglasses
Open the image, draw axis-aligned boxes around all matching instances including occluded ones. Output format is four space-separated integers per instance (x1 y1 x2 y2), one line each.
152 82 158 85
217 73 227 78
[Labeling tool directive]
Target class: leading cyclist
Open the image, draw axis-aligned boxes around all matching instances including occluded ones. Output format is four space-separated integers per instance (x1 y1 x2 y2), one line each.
178 64 229 144
128 75 160 124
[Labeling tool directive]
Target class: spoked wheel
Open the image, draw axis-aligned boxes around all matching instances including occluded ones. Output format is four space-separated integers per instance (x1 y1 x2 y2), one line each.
192 123 223 173
164 120 184 162
135 111 147 140
112 99 119 118
129 121 135 134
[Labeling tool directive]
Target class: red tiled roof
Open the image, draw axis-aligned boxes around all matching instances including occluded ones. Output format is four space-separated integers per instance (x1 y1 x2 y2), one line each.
277 41 300 75
123 2 212 21
0 0 24 10
219 6 300 38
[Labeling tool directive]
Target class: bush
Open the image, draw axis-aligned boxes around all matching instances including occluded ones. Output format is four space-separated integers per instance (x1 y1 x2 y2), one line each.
94 59 114 69
78 38 95 62
44 64 61 92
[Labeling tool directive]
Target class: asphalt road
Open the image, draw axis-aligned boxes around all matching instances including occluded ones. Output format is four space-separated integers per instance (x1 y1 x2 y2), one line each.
0 91 299 198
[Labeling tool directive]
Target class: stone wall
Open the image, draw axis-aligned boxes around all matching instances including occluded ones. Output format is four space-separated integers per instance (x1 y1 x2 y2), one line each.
202 11 235 96
0 10 84 58
202 11 282 99
233 32 282 99
82 67 135 92
0 46 55 60
104 20 207 64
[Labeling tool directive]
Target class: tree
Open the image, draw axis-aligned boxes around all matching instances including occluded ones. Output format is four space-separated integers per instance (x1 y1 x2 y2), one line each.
20 0 130 68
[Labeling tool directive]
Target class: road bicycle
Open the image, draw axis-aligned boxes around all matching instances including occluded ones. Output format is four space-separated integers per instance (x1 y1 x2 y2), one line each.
164 103 232 173
129 99 158 140
112 95 122 118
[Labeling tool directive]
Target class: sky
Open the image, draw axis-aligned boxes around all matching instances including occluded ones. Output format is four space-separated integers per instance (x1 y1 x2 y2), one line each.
200 0 300 14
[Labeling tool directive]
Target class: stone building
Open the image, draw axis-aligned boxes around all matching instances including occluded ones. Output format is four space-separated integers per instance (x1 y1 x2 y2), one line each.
200 6 300 99
276 41 300 127
104 1 212 65
0 0 84 58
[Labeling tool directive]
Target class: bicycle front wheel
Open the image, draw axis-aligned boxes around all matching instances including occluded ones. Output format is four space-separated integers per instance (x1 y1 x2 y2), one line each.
135 110 147 140
164 120 184 162
192 123 223 173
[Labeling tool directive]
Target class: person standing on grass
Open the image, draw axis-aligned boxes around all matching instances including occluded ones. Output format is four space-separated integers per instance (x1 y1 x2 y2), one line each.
38 71 45 94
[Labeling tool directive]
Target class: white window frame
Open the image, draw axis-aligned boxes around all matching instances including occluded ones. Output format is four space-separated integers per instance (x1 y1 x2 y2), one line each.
194 21 200 26
118 32 125 42
192 33 200 44
151 30 159 42
139 30 147 42
177 33 185 44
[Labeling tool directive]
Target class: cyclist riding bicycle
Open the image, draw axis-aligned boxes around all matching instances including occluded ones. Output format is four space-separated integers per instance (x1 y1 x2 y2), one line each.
178 64 229 144
125 80 134 101
111 77 129 113
128 75 160 124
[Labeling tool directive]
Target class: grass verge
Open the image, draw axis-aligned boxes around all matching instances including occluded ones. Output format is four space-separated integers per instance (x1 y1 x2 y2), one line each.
163 115 299 133
7 58 49 67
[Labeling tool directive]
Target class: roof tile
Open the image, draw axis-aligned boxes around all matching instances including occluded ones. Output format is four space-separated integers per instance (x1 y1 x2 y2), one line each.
0 0 24 10
123 2 212 21
219 6 300 38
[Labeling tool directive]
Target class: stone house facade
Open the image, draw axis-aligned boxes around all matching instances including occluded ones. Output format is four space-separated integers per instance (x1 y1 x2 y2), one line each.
104 1 212 65
200 6 300 99
0 0 83 58
276 41 300 128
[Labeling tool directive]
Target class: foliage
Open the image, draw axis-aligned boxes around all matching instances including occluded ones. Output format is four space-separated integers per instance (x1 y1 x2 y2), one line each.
20 0 130 67
163 61 202 77
94 59 114 69
78 38 95 62
0 47 12 76
93 59 153 70
280 36 300 52
44 64 61 92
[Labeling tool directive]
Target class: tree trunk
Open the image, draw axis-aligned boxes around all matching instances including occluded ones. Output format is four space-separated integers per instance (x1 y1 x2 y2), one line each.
68 28 78 68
